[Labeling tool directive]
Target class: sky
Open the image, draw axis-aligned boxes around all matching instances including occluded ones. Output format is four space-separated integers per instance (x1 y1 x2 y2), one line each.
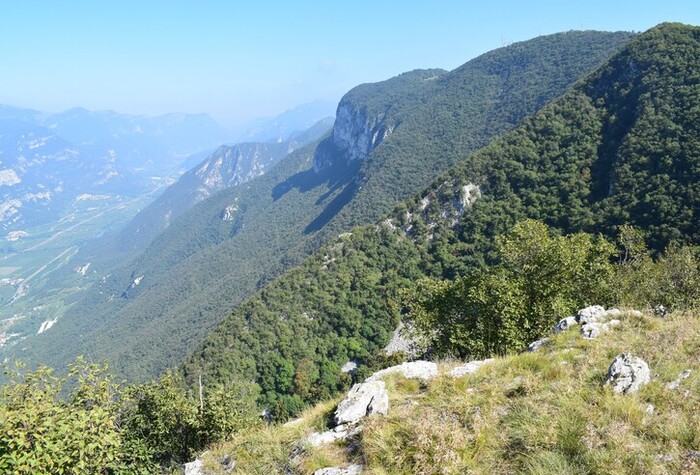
1 0 699 126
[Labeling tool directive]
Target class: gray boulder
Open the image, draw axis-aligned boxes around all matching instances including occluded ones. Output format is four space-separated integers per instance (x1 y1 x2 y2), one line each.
527 338 550 352
605 353 650 394
581 319 620 339
184 458 204 475
334 380 388 426
366 360 438 382
555 316 578 333
314 465 363 475
576 305 607 324
448 358 494 377
308 423 364 447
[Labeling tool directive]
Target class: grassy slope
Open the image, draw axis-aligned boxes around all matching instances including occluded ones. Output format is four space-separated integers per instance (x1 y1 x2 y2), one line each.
199 309 700 474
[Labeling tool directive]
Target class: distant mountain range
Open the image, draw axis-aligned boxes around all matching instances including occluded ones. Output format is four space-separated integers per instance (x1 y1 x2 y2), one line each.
0 102 337 232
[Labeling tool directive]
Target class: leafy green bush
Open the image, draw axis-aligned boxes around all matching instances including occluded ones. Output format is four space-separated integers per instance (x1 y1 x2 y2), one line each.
403 220 617 358
0 361 260 473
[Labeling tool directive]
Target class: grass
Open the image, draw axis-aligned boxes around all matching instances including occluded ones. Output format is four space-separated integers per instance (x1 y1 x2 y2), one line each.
197 310 700 474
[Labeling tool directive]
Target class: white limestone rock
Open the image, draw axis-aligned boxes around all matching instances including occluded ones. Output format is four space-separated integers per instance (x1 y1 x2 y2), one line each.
314 464 363 475
333 380 389 426
366 360 438 382
184 458 204 475
448 358 494 377
605 353 650 394
307 424 364 447
576 305 607 324
527 338 550 352
554 316 578 333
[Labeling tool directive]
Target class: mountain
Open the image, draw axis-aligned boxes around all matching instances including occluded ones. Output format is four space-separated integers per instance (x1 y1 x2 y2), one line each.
233 100 338 143
0 106 233 231
178 23 699 413
80 117 334 263
9 30 635 381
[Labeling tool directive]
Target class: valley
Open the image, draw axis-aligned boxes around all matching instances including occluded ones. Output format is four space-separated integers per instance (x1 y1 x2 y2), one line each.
0 190 161 351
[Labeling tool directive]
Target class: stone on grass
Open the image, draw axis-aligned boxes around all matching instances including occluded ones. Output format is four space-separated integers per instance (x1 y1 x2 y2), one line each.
555 316 578 333
333 380 388 426
366 360 438 382
448 358 494 377
184 458 203 475
605 353 650 394
314 464 363 475
527 338 549 352
576 305 606 324
667 369 692 390
581 319 620 339
308 424 364 447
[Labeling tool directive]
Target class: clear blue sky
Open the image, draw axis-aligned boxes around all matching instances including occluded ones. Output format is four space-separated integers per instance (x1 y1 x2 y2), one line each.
1 0 698 126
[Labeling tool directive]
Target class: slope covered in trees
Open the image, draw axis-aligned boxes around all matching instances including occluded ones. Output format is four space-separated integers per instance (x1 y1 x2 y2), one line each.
11 30 634 381
182 23 700 417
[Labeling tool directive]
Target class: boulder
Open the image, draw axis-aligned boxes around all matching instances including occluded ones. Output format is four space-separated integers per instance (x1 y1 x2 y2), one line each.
653 304 668 317
308 424 363 447
576 305 606 324
184 458 204 475
334 380 388 426
605 308 622 317
605 353 650 394
314 464 363 475
527 338 549 352
448 358 494 377
581 319 620 339
366 361 438 382
554 316 578 333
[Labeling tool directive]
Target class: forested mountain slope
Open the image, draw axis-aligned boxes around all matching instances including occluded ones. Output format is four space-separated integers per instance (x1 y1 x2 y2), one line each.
76 117 334 267
11 30 635 381
181 23 699 414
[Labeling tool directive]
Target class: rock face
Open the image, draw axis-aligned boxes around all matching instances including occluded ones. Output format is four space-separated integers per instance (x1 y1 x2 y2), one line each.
331 99 393 163
605 353 651 394
314 465 363 475
333 380 389 426
366 361 438 382
448 359 494 377
384 322 420 357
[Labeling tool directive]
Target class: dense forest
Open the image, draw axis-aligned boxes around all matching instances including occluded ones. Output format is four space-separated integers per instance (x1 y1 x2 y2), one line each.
182 23 700 418
11 30 635 382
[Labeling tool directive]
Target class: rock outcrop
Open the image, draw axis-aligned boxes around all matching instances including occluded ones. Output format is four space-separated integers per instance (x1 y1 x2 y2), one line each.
184 458 204 475
308 423 364 447
448 358 494 377
605 353 650 394
366 360 438 382
333 380 389 426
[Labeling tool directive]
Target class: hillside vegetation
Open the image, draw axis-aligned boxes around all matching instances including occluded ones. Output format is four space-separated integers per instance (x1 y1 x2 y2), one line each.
199 308 700 474
182 23 700 417
12 30 634 381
